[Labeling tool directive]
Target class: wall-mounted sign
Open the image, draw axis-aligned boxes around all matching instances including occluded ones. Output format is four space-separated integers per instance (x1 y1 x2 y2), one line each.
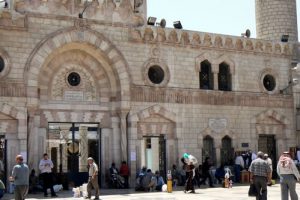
64 91 84 101
208 118 227 133
241 143 249 148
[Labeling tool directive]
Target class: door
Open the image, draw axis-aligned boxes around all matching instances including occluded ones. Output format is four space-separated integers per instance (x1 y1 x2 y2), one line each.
47 122 101 187
142 135 167 178
202 135 216 165
221 136 234 165
258 135 276 177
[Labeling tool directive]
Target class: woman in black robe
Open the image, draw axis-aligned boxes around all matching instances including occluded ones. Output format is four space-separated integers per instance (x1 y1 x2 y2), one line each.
182 157 195 193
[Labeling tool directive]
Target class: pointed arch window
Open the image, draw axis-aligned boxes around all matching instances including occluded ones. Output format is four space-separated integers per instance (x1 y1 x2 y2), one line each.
202 135 216 164
200 60 214 90
218 62 232 91
221 136 234 165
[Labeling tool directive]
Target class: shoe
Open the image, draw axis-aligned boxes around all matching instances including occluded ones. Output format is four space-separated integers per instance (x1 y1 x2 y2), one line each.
51 194 58 197
44 194 48 197
84 197 91 199
94 198 100 200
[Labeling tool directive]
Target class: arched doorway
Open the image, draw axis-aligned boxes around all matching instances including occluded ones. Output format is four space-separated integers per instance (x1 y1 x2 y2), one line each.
221 136 234 165
202 135 216 164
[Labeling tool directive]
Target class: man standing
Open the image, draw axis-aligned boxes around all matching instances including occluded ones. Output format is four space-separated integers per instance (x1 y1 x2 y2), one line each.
85 157 99 200
39 153 57 197
249 151 272 200
10 155 29 200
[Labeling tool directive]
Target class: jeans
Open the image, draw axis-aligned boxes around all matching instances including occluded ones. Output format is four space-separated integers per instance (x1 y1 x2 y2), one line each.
280 174 298 200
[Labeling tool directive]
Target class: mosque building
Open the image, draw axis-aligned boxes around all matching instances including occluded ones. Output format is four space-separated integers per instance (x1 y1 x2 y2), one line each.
0 0 299 186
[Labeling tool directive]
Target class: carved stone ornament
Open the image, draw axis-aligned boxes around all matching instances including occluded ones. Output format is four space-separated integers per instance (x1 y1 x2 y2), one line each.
214 36 223 48
156 28 166 42
180 32 190 45
245 40 254 50
191 33 201 46
209 118 227 133
224 38 233 49
255 41 264 52
203 34 212 46
168 30 178 43
235 39 243 50
74 18 90 31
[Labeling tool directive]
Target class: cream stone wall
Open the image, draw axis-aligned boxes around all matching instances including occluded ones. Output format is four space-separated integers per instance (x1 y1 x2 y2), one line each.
0 0 298 187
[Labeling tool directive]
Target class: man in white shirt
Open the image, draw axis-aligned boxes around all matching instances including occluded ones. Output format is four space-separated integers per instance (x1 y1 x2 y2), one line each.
234 153 244 183
39 153 57 197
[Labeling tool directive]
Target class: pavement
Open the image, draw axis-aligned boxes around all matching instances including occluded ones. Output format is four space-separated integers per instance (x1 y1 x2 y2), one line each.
1 184 297 200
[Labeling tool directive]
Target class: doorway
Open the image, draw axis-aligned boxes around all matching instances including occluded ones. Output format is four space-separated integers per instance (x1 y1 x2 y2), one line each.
258 135 276 176
221 136 234 165
142 135 166 179
202 135 216 165
47 122 101 187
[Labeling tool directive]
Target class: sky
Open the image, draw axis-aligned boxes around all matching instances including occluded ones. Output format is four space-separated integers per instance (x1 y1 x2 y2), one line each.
147 0 300 39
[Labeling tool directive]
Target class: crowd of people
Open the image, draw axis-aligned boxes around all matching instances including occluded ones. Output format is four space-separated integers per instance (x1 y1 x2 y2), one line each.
2 149 300 200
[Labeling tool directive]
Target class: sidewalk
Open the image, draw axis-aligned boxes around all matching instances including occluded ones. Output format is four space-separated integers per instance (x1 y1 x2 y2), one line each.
1 184 295 200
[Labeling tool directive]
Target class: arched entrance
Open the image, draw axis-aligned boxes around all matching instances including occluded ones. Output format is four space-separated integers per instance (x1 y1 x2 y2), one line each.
24 27 131 187
253 109 291 177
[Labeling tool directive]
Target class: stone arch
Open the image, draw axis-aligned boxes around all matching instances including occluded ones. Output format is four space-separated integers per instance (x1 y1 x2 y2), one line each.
215 54 235 74
0 102 27 139
252 109 289 125
24 27 131 107
129 105 177 139
195 52 215 72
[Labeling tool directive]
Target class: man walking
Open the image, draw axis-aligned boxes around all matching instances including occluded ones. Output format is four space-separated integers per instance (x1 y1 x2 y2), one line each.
249 151 272 200
10 155 29 200
39 153 57 197
85 157 99 200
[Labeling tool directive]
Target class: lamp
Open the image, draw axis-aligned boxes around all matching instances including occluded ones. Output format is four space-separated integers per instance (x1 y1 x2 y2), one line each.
78 0 93 19
281 34 289 42
147 17 157 26
173 21 182 29
280 78 299 94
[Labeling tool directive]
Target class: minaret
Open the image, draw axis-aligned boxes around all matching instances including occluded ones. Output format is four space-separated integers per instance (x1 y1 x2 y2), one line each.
255 0 298 42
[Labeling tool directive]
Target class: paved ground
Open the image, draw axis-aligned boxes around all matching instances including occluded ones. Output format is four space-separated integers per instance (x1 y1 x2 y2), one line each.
2 184 298 200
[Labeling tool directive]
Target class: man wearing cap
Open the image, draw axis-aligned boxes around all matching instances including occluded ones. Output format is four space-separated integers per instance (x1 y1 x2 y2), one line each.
249 151 272 200
10 155 29 200
85 157 99 200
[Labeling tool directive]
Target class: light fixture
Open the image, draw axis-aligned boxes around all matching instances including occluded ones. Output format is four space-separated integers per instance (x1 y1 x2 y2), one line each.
78 0 93 19
147 17 157 26
173 21 182 29
281 34 289 42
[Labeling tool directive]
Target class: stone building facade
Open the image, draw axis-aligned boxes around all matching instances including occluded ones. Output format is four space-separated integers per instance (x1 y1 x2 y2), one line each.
0 0 299 186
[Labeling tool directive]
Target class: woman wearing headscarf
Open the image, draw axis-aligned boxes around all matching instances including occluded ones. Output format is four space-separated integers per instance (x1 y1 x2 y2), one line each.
277 151 300 200
182 157 195 193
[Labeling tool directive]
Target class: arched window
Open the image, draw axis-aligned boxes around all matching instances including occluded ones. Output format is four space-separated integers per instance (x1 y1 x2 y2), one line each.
218 62 231 91
200 60 213 90
202 135 216 164
221 136 234 165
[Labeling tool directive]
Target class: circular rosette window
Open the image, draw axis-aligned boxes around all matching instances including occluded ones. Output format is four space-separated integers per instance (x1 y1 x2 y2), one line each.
263 74 276 92
148 65 165 84
0 56 4 73
67 72 81 86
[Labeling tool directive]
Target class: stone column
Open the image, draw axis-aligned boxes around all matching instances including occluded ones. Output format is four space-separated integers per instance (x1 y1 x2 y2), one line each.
79 126 88 172
60 128 69 173
118 111 129 162
212 64 219 90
